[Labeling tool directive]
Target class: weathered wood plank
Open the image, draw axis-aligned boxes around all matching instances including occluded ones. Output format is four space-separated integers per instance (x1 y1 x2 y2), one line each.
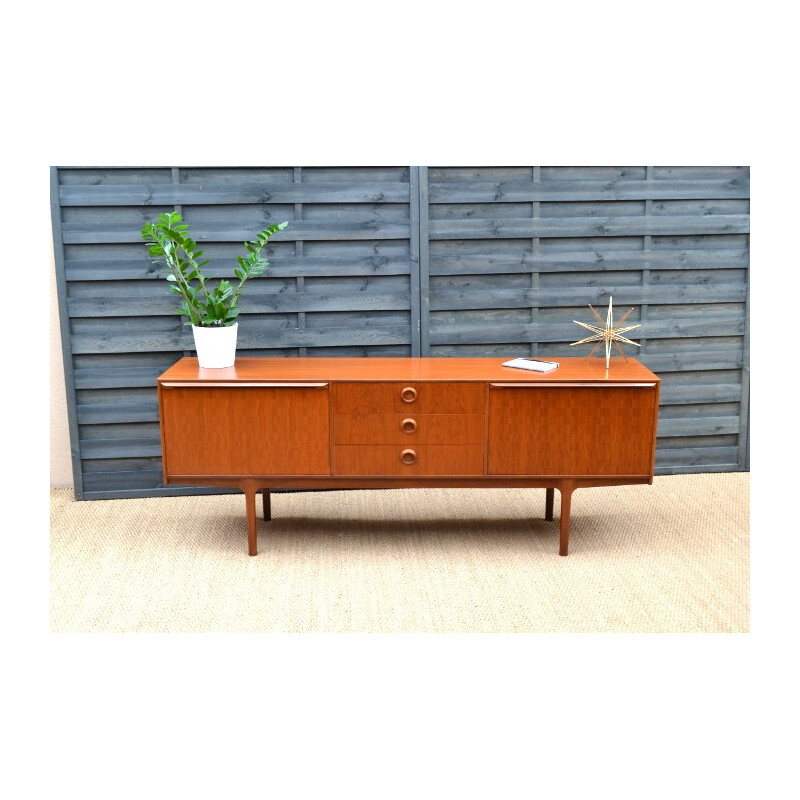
638 351 743 372
428 283 746 311
82 456 162 473
76 386 155 404
82 470 166 492
657 417 740 437
429 215 749 240
67 291 411 317
427 317 745 345
70 325 412 354
66 255 413 282
77 402 159 425
60 182 410 206
62 220 411 244
429 248 749 276
658 434 738 449
431 200 646 220
428 178 749 203
651 199 749 216
655 463 740 475
66 259 401 281
74 364 174 389
80 437 162 459
658 384 743 404
655 446 739 467
652 166 748 180
58 168 173 184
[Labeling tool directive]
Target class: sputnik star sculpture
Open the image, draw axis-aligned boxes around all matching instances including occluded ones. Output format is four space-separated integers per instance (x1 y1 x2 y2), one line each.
570 296 641 369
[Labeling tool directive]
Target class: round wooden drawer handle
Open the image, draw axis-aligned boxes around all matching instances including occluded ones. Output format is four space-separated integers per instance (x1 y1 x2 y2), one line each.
401 418 417 434
401 386 417 403
400 449 417 465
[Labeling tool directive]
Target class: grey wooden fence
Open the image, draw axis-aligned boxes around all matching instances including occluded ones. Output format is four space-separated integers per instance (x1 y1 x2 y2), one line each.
51 166 749 499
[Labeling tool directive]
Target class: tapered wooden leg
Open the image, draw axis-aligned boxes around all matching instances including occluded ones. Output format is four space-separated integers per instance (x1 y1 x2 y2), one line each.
558 481 576 557
244 483 258 556
262 489 271 521
545 488 554 521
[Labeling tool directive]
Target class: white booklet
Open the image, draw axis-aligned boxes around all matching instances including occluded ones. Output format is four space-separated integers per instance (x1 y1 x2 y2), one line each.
502 358 560 372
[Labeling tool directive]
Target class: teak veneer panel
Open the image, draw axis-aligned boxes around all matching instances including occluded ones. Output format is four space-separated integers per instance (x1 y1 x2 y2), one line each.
488 384 658 476
159 385 330 476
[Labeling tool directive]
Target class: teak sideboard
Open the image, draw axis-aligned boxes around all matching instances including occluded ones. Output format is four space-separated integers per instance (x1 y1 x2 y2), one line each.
157 357 660 556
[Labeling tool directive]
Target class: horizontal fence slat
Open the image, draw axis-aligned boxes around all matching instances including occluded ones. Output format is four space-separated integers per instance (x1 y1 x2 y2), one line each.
659 384 742 404
657 416 741 437
65 255 412 282
70 325 413 354
427 317 745 345
60 181 410 206
429 248 749 275
654 463 739 475
429 178 749 203
62 220 411 244
77 402 158 425
80 437 162 460
639 351 742 372
82 469 168 492
655 446 740 468
67 292 411 318
74 365 176 389
429 215 749 240
429 283 745 311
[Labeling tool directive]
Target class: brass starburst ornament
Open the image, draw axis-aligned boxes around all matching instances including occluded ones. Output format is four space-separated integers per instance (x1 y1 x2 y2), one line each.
570 296 641 369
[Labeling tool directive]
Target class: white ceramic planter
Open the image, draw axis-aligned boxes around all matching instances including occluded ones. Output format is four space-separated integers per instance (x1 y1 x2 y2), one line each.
192 323 238 368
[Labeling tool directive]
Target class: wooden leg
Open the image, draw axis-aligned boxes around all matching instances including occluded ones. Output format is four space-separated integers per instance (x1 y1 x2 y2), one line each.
545 488 554 521
243 482 258 556
558 481 576 557
262 489 271 521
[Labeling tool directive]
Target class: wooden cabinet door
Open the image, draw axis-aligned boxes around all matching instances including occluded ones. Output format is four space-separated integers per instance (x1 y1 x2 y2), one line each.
488 383 658 477
160 384 330 476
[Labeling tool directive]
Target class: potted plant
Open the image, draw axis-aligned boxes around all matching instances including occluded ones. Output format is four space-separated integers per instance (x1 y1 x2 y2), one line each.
141 211 288 368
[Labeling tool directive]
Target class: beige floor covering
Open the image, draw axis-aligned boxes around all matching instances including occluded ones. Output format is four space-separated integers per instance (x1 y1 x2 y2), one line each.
50 473 749 633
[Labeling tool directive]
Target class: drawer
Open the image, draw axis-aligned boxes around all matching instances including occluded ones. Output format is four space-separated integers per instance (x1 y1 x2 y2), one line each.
332 382 484 414
334 413 484 445
333 445 485 476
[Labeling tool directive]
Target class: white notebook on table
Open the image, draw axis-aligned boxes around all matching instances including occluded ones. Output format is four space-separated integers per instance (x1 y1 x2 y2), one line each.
502 358 560 373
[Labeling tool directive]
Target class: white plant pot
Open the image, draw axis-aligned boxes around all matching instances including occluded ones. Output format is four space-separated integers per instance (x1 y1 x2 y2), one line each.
192 323 238 368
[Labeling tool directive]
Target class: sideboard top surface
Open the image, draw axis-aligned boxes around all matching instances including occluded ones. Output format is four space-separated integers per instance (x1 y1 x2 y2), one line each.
158 357 659 384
